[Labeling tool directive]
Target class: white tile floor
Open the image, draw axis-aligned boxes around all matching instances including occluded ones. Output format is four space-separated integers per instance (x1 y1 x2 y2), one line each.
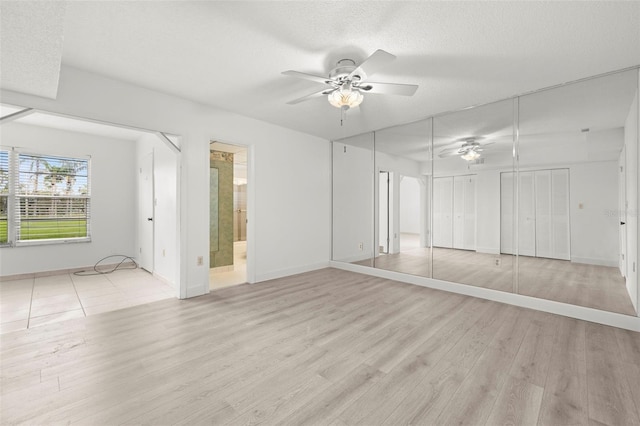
0 268 175 334
209 240 247 290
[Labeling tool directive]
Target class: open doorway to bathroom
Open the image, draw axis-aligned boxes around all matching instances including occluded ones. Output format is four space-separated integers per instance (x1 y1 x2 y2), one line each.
209 141 248 290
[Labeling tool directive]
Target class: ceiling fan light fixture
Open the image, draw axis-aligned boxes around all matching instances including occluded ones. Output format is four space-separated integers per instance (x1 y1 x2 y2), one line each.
328 83 364 109
461 150 481 161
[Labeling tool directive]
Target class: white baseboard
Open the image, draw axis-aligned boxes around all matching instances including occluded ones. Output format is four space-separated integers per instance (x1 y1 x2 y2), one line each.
329 261 640 332
330 253 372 263
255 261 330 283
0 263 123 281
476 247 501 255
152 271 175 288
571 257 618 267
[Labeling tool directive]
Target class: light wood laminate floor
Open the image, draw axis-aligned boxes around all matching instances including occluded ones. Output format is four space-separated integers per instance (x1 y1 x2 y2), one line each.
1 268 639 425
361 247 636 316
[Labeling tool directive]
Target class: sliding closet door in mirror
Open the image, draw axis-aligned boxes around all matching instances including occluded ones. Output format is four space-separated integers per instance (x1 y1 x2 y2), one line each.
517 69 639 315
373 119 432 278
332 132 375 266
432 99 515 292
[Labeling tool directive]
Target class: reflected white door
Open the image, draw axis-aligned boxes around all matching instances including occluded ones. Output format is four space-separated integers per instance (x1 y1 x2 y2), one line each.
518 171 536 257
139 152 154 272
452 175 476 250
463 175 476 250
501 172 515 254
433 177 453 248
619 147 627 277
550 169 570 260
535 170 553 258
535 169 571 260
453 176 465 249
379 171 390 254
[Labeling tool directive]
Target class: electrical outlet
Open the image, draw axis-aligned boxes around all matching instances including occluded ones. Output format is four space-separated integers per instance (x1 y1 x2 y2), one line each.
358 242 363 250
162 249 166 257
495 258 501 267
197 256 203 266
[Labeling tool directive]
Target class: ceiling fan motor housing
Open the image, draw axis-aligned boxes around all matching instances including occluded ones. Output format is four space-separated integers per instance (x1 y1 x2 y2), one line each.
329 59 364 83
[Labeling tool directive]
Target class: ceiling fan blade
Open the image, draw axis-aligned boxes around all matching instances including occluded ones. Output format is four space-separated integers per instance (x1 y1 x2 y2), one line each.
357 82 418 96
438 148 463 158
282 70 335 86
348 49 396 80
286 88 335 105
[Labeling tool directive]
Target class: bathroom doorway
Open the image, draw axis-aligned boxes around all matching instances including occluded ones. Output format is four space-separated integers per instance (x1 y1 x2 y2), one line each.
209 141 248 290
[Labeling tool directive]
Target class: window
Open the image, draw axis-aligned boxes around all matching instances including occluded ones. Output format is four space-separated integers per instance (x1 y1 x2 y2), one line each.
0 151 8 244
1 148 91 246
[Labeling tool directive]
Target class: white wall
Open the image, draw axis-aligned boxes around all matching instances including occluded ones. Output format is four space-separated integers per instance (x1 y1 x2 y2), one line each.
570 161 619 266
332 142 373 262
1 65 331 297
0 122 137 275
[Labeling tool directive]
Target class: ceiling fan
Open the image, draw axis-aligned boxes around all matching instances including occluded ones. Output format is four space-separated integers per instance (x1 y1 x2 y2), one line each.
438 137 495 161
282 49 418 110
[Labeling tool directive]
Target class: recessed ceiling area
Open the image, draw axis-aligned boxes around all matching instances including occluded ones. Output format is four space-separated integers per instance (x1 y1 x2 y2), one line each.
0 104 161 143
0 1 638 141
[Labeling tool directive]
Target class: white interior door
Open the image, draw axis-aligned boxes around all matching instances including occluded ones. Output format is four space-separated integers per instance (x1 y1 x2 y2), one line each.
518 171 536 257
139 152 154 272
501 172 515 254
463 175 477 250
619 147 627 277
535 170 553 258
433 177 453 248
453 176 465 249
379 171 389 254
551 169 571 260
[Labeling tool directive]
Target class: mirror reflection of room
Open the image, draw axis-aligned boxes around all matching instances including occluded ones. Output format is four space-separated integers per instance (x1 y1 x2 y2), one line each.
516 69 638 315
372 120 432 277
432 99 515 293
331 67 639 317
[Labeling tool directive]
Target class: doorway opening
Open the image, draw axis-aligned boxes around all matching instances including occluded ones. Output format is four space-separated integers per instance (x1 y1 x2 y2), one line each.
379 171 390 254
400 176 421 252
209 141 248 290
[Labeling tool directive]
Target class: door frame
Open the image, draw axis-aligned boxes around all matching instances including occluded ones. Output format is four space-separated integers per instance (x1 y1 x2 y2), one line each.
139 151 155 272
208 139 254 285
379 170 390 254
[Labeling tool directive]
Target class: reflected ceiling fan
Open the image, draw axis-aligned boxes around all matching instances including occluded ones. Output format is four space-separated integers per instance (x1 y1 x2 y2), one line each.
438 137 495 161
282 49 418 110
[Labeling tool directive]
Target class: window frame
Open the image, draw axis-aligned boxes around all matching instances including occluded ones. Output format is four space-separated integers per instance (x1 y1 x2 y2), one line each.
0 147 92 247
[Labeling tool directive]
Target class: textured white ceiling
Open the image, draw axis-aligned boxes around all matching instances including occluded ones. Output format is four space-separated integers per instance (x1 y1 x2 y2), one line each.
0 1 65 99
1 1 639 140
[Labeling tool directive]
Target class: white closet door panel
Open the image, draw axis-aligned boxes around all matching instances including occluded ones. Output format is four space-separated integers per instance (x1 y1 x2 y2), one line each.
519 171 536 257
551 169 571 260
433 177 453 248
463 175 476 250
535 170 553 258
453 176 465 249
501 172 515 254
